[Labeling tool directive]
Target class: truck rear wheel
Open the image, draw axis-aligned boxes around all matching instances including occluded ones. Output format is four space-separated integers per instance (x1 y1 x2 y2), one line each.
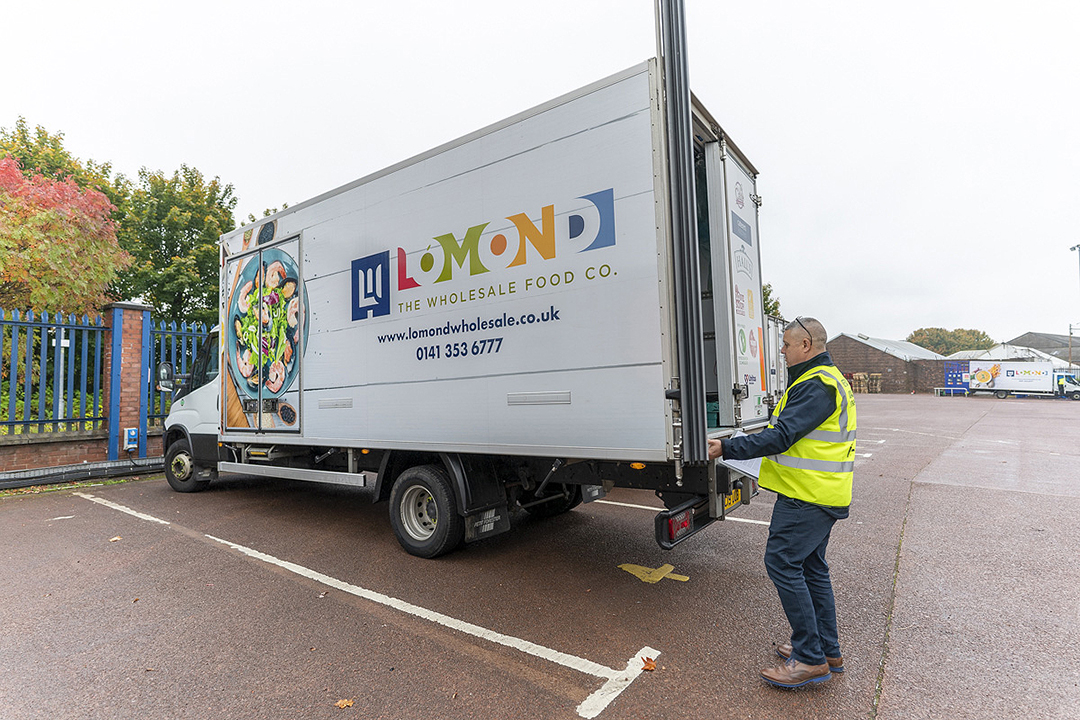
165 439 211 493
994 390 1009 399
389 465 465 558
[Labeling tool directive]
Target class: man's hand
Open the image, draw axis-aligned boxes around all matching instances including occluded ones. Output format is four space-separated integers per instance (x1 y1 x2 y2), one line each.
707 439 723 460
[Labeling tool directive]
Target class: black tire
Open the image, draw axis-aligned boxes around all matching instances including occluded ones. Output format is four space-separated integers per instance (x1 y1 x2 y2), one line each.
1071 391 1080 401
389 465 465 558
994 390 1009 399
164 439 210 493
522 483 582 519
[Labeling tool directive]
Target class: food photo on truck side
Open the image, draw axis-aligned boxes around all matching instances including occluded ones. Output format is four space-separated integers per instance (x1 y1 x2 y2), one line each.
157 56 777 558
966 360 1080 400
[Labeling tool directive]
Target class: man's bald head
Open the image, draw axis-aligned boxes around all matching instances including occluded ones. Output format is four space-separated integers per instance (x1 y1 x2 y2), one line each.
785 317 828 347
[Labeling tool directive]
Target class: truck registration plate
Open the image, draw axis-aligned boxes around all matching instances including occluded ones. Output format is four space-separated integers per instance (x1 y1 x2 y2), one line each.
723 488 742 511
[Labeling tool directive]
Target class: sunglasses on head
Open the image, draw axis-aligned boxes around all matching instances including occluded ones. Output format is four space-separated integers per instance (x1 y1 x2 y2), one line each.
796 317 811 346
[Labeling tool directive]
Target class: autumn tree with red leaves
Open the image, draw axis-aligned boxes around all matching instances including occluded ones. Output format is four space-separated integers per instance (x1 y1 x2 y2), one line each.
0 156 131 314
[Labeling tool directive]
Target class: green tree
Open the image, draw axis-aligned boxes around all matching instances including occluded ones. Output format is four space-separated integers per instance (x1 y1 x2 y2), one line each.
906 327 996 355
247 205 288 224
112 165 237 326
0 156 131 313
762 282 782 319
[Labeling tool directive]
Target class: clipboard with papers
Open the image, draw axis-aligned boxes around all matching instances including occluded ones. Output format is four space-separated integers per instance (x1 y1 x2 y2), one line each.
713 431 761 479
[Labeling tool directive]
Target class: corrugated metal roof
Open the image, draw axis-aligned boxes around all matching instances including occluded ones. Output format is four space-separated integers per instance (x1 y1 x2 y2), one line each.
833 333 945 361
948 343 1079 369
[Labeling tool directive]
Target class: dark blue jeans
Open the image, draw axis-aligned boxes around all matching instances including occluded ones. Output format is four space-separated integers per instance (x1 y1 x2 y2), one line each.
764 494 846 665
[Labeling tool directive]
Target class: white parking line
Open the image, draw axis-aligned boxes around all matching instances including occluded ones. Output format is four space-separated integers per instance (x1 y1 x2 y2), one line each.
75 492 171 525
593 499 770 526
77 492 657 718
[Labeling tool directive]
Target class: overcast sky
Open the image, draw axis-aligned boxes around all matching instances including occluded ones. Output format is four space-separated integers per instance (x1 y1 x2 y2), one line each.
4 1 1079 343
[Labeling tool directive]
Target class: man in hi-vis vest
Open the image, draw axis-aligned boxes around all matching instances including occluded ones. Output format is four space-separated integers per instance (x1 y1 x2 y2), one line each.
708 317 855 688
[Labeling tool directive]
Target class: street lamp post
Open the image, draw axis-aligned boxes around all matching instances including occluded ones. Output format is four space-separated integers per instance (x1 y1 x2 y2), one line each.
1072 247 1080 368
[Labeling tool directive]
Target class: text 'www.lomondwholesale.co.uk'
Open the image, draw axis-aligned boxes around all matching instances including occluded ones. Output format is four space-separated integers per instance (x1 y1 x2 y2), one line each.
377 306 561 345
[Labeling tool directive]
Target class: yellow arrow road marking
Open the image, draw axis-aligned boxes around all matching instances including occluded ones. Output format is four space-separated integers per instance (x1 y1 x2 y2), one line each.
618 563 689 584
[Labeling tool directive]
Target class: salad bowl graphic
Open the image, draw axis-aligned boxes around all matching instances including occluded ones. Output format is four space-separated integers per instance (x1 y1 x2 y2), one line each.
227 248 308 399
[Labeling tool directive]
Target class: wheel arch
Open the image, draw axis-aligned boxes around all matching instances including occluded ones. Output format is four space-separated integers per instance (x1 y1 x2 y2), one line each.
163 425 192 455
374 451 506 516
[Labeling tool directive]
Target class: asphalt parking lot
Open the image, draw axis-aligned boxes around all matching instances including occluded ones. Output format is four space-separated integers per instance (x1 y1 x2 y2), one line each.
2 395 1078 719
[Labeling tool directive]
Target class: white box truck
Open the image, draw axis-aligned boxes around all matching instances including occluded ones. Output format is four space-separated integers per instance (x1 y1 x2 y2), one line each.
159 58 776 557
968 360 1080 399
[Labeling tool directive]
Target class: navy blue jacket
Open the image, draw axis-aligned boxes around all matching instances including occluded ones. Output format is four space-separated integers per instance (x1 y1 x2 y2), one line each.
722 351 839 462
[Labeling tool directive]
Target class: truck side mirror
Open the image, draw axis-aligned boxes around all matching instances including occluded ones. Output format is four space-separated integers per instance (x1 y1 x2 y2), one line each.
157 362 175 392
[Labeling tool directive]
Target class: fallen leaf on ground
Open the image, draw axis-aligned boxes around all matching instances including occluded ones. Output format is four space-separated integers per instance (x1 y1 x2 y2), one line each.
108 536 122 542
335 699 354 709
641 657 656 671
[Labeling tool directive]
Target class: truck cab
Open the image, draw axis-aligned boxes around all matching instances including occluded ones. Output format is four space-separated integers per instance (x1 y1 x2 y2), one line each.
159 330 223 491
1055 372 1080 400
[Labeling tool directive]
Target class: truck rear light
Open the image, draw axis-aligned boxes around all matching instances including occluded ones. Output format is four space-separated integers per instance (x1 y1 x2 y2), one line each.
668 509 693 542
655 497 715 550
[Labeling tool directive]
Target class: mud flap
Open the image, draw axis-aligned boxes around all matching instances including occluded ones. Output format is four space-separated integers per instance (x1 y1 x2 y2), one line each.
464 504 511 542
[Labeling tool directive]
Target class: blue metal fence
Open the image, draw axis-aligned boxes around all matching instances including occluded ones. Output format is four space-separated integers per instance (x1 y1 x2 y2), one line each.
147 320 208 429
0 308 207 447
0 310 107 435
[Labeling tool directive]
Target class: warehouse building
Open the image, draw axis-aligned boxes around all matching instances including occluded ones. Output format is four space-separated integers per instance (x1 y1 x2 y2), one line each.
1006 332 1080 365
826 333 946 394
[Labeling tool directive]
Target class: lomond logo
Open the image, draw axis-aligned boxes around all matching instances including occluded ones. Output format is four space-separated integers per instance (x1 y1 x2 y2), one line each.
1007 369 1048 377
352 251 390 320
352 188 617 321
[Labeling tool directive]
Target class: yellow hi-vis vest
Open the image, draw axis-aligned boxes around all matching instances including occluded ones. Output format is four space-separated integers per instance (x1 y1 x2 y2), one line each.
759 363 857 507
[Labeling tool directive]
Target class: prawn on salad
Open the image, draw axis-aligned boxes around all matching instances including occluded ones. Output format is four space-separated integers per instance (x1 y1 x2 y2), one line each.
287 297 299 328
265 261 286 290
236 347 255 377
266 360 287 394
236 280 255 313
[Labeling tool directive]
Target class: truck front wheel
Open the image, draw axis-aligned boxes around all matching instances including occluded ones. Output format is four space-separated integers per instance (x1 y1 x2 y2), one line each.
1071 391 1080 401
994 390 1009 399
389 465 465 558
165 439 211 493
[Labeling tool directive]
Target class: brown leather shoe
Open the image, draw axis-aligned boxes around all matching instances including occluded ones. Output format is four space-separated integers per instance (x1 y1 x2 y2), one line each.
760 656 832 688
777 642 844 673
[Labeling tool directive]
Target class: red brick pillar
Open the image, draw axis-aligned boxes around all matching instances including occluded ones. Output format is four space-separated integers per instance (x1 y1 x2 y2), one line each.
102 302 152 460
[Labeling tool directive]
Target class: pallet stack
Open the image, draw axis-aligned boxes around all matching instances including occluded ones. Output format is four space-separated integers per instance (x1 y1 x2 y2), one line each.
851 373 869 393
868 373 882 393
